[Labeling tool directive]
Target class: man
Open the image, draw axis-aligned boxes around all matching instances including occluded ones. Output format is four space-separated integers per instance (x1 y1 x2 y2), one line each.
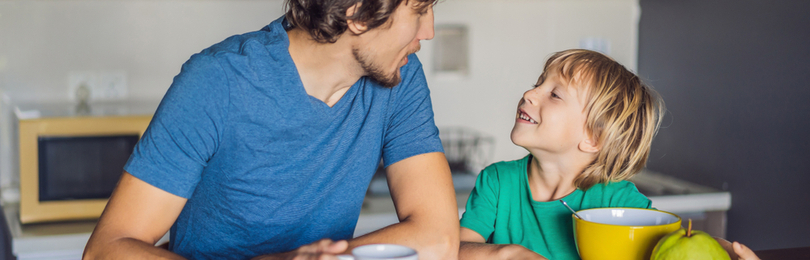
82 0 459 259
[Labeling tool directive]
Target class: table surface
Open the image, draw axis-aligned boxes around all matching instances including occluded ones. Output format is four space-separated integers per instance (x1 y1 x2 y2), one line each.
755 246 810 260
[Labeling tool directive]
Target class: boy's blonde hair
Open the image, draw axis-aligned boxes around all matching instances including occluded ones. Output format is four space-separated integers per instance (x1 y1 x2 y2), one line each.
538 49 665 190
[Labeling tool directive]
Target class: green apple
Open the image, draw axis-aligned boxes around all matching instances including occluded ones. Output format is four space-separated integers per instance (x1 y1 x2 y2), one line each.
650 220 731 260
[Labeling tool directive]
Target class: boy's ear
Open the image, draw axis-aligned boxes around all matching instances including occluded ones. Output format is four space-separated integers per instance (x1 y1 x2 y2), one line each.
346 3 368 34
579 137 600 153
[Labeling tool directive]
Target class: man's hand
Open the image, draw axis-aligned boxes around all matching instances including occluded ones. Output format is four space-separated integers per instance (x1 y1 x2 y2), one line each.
251 239 349 260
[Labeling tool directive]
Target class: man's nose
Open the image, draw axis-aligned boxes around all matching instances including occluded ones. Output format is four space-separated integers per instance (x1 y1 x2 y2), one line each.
419 8 435 41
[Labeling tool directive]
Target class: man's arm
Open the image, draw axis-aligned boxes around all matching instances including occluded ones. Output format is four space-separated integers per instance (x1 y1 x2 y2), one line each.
458 227 547 260
83 172 187 260
349 152 459 260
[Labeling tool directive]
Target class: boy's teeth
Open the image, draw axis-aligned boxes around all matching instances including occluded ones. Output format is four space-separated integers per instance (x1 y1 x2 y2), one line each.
519 112 537 123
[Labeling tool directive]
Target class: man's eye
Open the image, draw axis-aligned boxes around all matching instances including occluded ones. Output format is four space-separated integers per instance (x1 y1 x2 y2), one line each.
417 5 431 15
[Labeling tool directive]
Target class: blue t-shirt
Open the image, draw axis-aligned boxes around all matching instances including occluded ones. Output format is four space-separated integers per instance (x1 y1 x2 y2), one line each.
124 16 444 259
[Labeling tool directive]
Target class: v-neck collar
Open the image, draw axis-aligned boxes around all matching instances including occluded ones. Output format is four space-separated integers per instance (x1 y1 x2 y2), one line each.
307 80 362 115
272 17 362 118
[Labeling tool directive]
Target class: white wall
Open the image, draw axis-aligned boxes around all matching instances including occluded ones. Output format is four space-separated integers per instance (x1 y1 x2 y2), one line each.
0 0 286 102
425 0 640 163
0 0 639 188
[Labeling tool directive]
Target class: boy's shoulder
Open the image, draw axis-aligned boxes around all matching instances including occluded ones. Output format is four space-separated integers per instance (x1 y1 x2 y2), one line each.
589 179 639 190
583 180 651 208
475 155 532 186
481 155 531 175
584 180 644 196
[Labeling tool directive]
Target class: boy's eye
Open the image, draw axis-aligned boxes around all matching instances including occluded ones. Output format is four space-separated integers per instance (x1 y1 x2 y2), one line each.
551 92 561 99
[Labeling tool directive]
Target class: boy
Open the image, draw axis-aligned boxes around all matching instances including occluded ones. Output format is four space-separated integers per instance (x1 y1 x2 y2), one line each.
457 49 759 260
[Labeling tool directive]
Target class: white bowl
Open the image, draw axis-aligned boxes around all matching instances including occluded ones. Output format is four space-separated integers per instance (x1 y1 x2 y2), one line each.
578 207 680 226
351 244 418 260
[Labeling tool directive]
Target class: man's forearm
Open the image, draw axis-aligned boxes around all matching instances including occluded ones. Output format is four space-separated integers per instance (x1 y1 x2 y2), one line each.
368 152 460 260
460 242 550 260
459 241 511 260
83 237 185 260
83 172 188 260
349 216 459 260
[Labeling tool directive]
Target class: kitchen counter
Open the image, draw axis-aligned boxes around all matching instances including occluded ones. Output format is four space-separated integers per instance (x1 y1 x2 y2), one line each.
1 202 169 260
631 170 731 238
1 170 731 259
360 169 731 238
3 202 94 260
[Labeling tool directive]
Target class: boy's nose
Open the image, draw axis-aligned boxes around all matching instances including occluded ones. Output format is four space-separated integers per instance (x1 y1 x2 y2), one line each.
522 89 539 106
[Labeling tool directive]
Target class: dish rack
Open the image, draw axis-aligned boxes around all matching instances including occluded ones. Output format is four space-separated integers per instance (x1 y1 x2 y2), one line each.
439 127 495 175
366 127 494 196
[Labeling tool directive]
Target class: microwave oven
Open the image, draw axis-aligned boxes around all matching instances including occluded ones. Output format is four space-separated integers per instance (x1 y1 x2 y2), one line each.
14 102 153 224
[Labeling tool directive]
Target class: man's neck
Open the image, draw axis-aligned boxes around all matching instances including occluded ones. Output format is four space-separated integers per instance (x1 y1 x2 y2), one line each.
287 28 364 107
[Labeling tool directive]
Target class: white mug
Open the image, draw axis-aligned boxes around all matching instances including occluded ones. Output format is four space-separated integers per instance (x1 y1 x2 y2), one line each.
337 244 418 260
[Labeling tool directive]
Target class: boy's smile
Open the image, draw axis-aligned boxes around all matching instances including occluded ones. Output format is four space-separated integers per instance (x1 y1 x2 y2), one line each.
518 109 538 124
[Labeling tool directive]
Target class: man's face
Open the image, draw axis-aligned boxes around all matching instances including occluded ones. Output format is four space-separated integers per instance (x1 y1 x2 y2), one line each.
353 1 435 87
511 72 591 154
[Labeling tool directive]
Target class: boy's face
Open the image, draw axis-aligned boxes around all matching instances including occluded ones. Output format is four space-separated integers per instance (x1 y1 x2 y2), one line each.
511 72 592 154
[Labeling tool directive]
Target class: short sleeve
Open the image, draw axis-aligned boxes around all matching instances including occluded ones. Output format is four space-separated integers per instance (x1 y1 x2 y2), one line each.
607 181 653 209
381 54 444 167
460 165 501 241
124 53 230 198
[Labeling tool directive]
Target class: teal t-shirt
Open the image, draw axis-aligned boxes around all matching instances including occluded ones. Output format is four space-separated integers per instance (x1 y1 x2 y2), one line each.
460 155 652 260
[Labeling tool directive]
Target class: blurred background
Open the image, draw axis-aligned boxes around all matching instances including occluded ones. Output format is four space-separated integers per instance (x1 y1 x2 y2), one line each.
0 0 807 258
638 0 810 251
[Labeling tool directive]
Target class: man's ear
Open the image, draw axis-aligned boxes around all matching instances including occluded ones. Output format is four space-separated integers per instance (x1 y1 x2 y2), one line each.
345 3 368 34
579 137 600 153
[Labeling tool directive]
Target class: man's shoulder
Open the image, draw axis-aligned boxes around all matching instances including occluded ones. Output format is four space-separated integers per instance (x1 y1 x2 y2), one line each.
198 17 287 60
203 31 283 57
179 17 296 88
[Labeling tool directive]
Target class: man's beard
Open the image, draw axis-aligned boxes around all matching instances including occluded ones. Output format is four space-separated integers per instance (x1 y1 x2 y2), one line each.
352 48 403 88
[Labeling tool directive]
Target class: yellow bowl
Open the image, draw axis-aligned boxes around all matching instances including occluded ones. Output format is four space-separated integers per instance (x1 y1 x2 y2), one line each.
573 208 681 260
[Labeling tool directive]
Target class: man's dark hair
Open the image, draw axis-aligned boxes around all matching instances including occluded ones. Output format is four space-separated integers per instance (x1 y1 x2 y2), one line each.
284 0 437 43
